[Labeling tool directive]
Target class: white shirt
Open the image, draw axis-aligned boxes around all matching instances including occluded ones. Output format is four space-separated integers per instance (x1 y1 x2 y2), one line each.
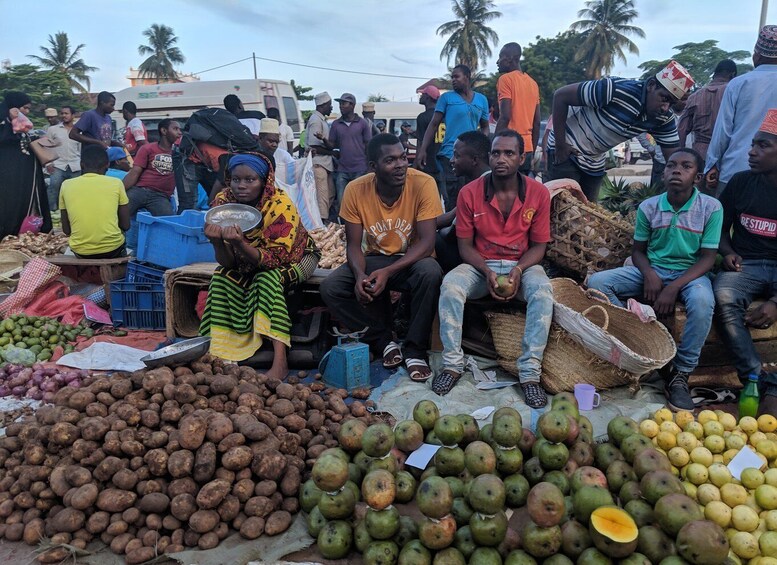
47 124 81 172
279 123 295 149
274 147 296 185
239 118 262 136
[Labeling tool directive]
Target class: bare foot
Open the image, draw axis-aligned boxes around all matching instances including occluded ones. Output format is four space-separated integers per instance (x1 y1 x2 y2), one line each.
265 339 289 380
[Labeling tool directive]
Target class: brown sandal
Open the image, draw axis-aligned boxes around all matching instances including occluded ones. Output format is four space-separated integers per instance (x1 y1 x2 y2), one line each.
382 342 403 369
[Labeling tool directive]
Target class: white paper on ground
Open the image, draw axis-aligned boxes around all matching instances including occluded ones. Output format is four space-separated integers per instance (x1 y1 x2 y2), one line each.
470 406 495 420
727 446 766 480
405 443 441 469
56 342 151 371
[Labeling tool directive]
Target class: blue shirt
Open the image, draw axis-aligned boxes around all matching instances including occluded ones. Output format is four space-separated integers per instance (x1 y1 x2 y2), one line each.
705 64 777 183
435 91 489 159
106 168 127 180
76 109 113 145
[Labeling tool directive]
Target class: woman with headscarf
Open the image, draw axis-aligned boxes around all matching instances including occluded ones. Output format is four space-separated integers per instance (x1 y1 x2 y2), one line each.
200 152 319 378
0 91 52 240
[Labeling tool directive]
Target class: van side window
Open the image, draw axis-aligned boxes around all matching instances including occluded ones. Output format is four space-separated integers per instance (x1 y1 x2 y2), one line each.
264 95 279 113
282 97 300 132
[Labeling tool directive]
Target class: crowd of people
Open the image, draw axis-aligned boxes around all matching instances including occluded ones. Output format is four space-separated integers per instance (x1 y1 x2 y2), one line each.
0 26 776 416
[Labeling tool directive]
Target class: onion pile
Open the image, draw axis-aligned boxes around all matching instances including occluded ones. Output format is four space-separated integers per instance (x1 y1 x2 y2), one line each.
0 363 89 401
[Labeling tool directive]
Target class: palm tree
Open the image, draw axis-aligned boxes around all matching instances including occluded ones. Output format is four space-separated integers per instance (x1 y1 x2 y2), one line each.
28 32 97 93
570 0 645 79
437 0 502 72
137 24 185 83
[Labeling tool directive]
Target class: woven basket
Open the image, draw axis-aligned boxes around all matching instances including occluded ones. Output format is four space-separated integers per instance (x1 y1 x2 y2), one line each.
486 310 640 394
0 250 31 293
551 278 676 375
546 189 634 279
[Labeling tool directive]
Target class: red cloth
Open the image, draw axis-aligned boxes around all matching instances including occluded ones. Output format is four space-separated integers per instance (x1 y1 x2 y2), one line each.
23 280 108 326
196 290 208 320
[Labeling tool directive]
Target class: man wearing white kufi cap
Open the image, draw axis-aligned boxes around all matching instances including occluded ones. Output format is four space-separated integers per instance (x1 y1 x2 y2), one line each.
305 92 335 222
258 118 295 185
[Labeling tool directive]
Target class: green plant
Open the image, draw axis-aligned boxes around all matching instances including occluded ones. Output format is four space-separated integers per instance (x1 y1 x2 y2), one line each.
599 177 661 223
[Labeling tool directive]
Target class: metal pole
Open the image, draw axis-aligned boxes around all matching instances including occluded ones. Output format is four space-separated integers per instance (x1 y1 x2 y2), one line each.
761 0 770 30
253 52 258 79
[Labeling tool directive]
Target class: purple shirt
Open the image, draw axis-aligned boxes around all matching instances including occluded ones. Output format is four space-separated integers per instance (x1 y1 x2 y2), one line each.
329 116 372 173
75 109 113 144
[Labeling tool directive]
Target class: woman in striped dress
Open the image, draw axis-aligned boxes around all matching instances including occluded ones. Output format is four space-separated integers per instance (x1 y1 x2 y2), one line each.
200 153 319 378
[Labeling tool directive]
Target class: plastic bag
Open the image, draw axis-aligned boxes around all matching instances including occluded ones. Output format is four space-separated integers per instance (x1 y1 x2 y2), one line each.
1 346 36 366
279 153 323 232
10 109 33 133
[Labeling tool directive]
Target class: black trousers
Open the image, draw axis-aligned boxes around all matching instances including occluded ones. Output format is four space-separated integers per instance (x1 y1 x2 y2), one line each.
319 255 442 360
546 152 605 202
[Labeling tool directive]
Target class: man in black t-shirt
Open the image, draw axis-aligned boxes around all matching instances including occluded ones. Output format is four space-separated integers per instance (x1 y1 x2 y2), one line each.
416 85 443 189
713 109 777 416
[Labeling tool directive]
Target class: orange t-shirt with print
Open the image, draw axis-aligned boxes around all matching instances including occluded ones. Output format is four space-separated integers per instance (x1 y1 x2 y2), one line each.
497 70 540 152
339 168 442 256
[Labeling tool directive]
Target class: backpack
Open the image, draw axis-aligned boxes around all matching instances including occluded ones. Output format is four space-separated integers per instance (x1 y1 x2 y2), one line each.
179 108 260 157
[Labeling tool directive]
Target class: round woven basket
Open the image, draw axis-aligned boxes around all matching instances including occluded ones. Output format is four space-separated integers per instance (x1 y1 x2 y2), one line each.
0 249 31 293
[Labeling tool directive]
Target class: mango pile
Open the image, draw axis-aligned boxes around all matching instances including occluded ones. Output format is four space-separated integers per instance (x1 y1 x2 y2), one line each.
0 315 94 363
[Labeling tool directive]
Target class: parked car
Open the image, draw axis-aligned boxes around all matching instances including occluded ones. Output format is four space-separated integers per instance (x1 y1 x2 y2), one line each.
627 137 650 164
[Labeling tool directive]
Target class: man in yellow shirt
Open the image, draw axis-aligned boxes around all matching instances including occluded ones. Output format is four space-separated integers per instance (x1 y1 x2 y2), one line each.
320 133 443 382
60 145 130 259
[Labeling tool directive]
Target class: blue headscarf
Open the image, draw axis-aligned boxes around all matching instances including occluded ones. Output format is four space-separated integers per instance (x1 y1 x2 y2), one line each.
229 153 270 180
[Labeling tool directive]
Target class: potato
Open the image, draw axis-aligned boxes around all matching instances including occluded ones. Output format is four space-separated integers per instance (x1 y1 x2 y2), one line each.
138 492 170 514
209 375 237 395
112 468 139 491
196 478 231 510
70 483 99 511
122 507 142 526
168 477 197 498
68 390 95 411
217 495 240 523
167 450 194 478
281 414 306 433
216 432 245 453
170 494 197 522
198 531 219 550
110 379 133 399
48 467 70 497
269 398 294 417
51 507 85 533
244 496 275 518
251 449 287 481
94 456 126 481
232 479 255 503
126 546 156 565
86 511 110 534
282 497 299 514
64 465 92 487
264 510 292 536
138 448 166 478
239 516 265 540
193 442 217 483
120 440 145 458
23 444 46 466
142 367 175 394
96 489 137 513
144 431 168 449
22 518 44 546
124 538 144 556
174 383 197 404
36 547 71 563
188 509 220 534
222 446 252 471
306 411 325 432
280 465 301 497
177 415 207 450
256 410 279 429
206 413 233 443
162 515 181 531
165 544 185 554
49 422 80 446
106 520 129 535
70 439 99 462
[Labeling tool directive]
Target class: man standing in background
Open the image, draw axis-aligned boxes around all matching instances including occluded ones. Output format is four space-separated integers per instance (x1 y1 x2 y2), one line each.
306 92 336 223
416 85 442 189
329 93 372 216
258 118 295 185
47 106 81 211
44 108 59 127
70 91 119 148
267 107 294 152
121 101 147 157
361 102 381 136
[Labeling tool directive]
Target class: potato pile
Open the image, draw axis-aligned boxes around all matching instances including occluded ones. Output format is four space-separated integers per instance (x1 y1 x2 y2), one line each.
0 356 376 563
0 232 69 257
310 224 346 270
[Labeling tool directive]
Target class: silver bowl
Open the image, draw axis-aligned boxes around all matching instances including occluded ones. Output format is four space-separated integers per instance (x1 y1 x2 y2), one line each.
205 203 262 233
141 337 211 368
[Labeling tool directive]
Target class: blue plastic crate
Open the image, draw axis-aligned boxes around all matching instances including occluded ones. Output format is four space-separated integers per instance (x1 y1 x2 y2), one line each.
110 279 166 330
126 261 167 284
136 210 215 269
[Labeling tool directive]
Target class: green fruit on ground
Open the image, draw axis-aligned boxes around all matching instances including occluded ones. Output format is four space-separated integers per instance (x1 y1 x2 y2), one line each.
456 414 480 445
363 540 399 565
527 482 566 527
432 547 466 565
495 445 524 475
492 407 523 447
306 505 327 537
505 549 538 565
479 423 493 443
468 474 506 514
640 469 685 505
465 440 497 476
521 521 562 559
470 510 508 547
354 450 373 473
561 519 593 560
312 452 350 491
355 519 373 553
339 419 368 453
633 447 672 479
619 553 651 565
570 466 608 492
676 520 730 565
369 453 399 475
605 460 636 493
517 428 536 456
538 410 571 443
538 441 569 470
420 467 439 482
434 415 465 446
572 486 614 524
544 555 574 565
394 420 425 452
451 497 474 527
594 443 624 471
425 430 442 446
321 447 350 461
553 391 579 409
523 457 545 486
588 506 639 558
576 547 614 565
394 515 418 548
757 484 777 510
416 476 454 519
542 470 570 495
444 476 464 498
570 441 595 468
318 486 357 520
654 493 703 537
578 415 594 434
362 469 396 510
454 525 476 559
504 473 530 508
395 470 417 503
434 446 465 476
317 520 353 560
470 547 503 565
366 506 400 540
398 539 432 565
619 481 642 504
413 400 440 432
624 499 655 528
620 434 654 464
299 479 323 513
418 514 457 550
638 525 677 565
658 558 690 565
363 423 396 458
553 399 581 424
348 463 363 485
607 416 639 447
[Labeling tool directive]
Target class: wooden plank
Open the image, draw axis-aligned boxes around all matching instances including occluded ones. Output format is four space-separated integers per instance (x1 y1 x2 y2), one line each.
666 300 777 343
699 339 777 367
45 254 131 267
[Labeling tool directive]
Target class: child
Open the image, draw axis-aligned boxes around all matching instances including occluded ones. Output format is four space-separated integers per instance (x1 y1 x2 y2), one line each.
60 145 130 259
587 149 722 411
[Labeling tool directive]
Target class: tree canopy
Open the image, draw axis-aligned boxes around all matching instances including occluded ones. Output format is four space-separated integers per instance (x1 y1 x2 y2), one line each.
638 40 752 84
28 32 97 94
290 79 313 102
138 24 185 83
437 0 501 72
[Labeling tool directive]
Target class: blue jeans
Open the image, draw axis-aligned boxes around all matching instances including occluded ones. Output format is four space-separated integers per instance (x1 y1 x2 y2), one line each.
333 171 366 217
713 260 777 388
439 261 553 383
47 167 80 210
587 265 714 374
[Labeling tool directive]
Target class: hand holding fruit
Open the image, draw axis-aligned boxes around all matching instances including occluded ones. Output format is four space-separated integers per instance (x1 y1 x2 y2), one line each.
487 270 509 301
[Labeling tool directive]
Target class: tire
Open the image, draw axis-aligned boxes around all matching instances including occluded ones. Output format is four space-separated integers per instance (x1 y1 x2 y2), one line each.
629 156 639 165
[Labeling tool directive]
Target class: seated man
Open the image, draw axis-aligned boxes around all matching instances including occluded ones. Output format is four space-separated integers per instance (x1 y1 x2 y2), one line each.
123 119 181 218
588 148 722 411
320 133 443 381
59 145 130 259
713 110 777 416
106 147 130 180
434 130 554 406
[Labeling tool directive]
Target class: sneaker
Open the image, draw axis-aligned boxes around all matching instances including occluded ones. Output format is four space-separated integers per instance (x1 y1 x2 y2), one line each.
664 370 694 411
758 385 777 418
521 382 548 409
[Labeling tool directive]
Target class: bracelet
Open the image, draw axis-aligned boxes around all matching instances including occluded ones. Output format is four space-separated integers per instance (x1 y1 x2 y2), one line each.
515 266 523 277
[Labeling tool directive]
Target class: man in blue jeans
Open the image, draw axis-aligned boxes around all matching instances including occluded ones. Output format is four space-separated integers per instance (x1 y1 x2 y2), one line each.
713 110 777 416
588 149 722 411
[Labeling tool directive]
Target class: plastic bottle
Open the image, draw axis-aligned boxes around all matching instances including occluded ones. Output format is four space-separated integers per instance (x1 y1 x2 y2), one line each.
739 374 760 419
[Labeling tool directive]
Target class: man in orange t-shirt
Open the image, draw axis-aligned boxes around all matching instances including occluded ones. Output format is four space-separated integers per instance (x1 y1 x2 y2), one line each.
320 133 443 382
495 42 541 174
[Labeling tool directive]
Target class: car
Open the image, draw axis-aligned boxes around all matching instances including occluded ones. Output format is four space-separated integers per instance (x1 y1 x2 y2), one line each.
627 138 650 164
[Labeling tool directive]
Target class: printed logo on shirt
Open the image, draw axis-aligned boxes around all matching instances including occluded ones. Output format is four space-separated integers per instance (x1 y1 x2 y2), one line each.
151 154 173 176
740 213 777 238
523 208 536 223
365 218 413 253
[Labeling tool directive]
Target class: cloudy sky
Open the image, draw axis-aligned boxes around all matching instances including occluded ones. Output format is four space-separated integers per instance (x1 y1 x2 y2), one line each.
2 0 772 110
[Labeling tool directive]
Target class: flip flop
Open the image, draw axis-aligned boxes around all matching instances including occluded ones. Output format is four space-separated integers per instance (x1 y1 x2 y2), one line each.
382 342 403 369
406 358 432 382
431 370 461 396
690 387 737 407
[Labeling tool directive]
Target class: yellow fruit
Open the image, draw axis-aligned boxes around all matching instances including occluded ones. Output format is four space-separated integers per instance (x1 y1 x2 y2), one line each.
721 483 749 507
761 531 777 558
677 431 699 452
713 454 726 464
751 431 769 446
728 549 743 565
683 481 698 499
724 449 740 464
709 463 734 487
654 408 674 424
760 415 777 434
704 421 726 438
639 419 659 439
758 557 777 565
741 416 760 435
757 484 777 511
719 413 738 431
690 446 714 466
686 462 710 486
670 465 680 478
698 483 722 505
745 493 762 512
675 411 695 430
766 509 777 530
726 434 747 451
766 469 777 487
698 410 719 424
668 446 690 468
731 531 761 560
705 435 726 454
769 433 777 442
758 440 777 462
685 421 705 440
706 500 733 528
742 468 767 489
657 431 678 451
732 505 761 532
660 421 682 436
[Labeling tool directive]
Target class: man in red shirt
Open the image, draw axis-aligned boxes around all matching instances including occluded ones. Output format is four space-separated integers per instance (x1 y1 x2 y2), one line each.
433 130 554 407
123 119 182 218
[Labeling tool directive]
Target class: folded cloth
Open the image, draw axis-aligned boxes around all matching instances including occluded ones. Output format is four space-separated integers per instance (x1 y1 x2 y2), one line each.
0 258 61 317
627 298 656 323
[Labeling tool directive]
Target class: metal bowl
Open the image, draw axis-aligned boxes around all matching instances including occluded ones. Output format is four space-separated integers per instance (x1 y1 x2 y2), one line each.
205 204 262 233
141 337 211 369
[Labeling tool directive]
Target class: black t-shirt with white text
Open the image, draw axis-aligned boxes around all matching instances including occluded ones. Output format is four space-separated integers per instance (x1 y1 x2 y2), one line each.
720 171 777 261
416 108 442 175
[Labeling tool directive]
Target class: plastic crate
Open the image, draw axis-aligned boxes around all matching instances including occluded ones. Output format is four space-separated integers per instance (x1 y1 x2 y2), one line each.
110 279 166 330
136 210 215 269
126 261 167 283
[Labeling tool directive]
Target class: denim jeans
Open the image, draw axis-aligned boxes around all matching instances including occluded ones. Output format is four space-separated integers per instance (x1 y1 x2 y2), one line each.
587 265 714 374
179 156 207 212
47 167 80 211
713 260 777 388
439 261 553 383
333 171 366 218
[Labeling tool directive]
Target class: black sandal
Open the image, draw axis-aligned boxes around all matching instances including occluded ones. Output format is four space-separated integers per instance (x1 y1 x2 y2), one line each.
431 370 461 396
521 382 548 408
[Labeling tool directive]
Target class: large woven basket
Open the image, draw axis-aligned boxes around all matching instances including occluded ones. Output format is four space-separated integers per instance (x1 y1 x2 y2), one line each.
546 189 634 279
0 250 31 293
486 310 639 394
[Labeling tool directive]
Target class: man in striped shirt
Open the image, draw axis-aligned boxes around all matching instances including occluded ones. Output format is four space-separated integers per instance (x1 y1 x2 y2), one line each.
547 60 694 201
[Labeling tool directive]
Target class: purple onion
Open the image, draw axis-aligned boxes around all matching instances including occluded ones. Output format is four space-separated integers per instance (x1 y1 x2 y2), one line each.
30 390 43 400
64 372 79 384
43 368 57 377
32 363 44 372
68 381 81 389
12 386 25 396
41 381 57 392
42 392 54 402
53 374 64 384
0 386 10 397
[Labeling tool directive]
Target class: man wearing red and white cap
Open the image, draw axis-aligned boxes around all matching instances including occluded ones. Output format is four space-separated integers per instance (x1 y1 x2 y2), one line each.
415 85 443 184
714 109 777 417
547 60 693 201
